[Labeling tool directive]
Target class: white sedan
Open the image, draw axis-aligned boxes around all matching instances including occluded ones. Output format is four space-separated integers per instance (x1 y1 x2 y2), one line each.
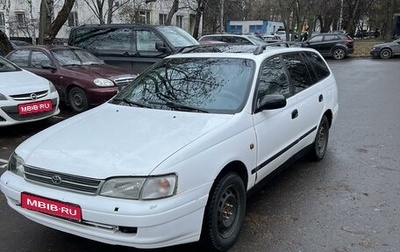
0 56 60 126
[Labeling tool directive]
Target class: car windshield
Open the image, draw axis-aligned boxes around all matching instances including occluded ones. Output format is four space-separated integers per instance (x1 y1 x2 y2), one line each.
52 48 104 66
111 57 255 114
0 57 20 72
156 26 199 48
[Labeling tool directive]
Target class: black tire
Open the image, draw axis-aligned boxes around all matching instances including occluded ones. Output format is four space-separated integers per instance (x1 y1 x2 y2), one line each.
379 48 392 59
201 173 246 252
332 48 346 60
309 115 329 161
68 87 89 113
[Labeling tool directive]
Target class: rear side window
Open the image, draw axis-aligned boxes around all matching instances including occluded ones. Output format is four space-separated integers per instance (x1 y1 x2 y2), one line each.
282 53 313 94
31 51 53 68
70 27 132 51
324 35 339 41
303 51 330 81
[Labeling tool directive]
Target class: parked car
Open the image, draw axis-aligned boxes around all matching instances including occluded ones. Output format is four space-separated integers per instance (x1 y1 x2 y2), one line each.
370 38 400 59
68 24 199 74
274 29 287 41
262 34 283 43
302 33 354 60
0 56 59 126
10 40 32 48
6 45 136 113
198 33 267 46
0 44 338 251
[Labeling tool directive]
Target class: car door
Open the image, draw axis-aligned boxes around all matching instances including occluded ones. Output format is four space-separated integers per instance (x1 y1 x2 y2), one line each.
252 55 299 182
307 35 324 54
133 28 168 74
321 34 339 55
282 53 325 151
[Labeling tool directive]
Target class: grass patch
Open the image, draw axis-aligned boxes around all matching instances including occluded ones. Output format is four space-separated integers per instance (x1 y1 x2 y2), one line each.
353 39 384 57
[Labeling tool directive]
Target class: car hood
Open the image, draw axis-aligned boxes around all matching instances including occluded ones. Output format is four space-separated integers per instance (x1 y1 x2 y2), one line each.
64 64 135 79
0 69 48 95
17 103 232 178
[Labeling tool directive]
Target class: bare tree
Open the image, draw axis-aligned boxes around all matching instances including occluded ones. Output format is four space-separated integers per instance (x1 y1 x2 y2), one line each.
83 0 130 24
39 0 76 44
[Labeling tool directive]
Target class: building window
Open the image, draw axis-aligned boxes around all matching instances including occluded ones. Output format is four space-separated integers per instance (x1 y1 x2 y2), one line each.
159 14 167 25
176 15 183 28
0 13 5 26
68 11 78 27
139 10 151 24
15 12 26 26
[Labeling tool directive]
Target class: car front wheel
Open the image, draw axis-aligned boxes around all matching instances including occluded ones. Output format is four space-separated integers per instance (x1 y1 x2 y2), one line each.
309 115 330 161
379 48 392 59
201 172 246 251
68 87 89 113
332 48 346 60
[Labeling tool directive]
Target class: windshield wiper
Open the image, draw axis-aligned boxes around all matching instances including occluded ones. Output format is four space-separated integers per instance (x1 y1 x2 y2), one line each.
148 101 208 113
113 98 151 108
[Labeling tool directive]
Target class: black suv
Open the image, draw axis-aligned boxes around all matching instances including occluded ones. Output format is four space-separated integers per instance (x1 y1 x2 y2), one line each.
302 33 354 60
68 24 199 74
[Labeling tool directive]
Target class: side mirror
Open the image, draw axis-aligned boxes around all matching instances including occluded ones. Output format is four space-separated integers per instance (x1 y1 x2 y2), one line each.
255 94 286 113
155 41 169 53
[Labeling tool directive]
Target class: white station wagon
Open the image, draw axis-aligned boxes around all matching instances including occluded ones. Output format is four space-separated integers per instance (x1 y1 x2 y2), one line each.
1 44 338 251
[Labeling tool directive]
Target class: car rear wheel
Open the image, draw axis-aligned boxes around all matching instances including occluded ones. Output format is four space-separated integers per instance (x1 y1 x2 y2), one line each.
309 115 329 161
332 48 346 60
201 172 246 252
379 48 392 59
68 87 89 113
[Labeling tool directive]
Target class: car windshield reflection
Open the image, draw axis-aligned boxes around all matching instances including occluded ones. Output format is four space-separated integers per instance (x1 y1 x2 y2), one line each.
111 57 255 114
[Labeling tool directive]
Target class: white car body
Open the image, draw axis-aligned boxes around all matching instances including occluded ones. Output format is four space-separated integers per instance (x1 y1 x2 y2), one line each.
1 46 338 250
0 57 60 126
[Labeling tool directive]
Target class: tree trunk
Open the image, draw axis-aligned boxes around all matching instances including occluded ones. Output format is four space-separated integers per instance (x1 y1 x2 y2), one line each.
384 0 394 42
166 0 179 25
39 0 75 44
192 0 206 39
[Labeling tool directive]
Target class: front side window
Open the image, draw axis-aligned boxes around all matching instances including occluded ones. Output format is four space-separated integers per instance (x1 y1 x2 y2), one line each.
257 56 290 100
309 35 323 43
111 57 255 114
136 30 162 51
31 51 53 68
282 53 313 94
7 50 30 67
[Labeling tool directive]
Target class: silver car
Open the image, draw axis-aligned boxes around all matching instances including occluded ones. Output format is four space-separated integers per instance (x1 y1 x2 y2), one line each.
370 39 400 59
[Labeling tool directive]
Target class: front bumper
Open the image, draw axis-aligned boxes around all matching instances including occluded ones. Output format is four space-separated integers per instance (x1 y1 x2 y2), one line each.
370 49 380 57
0 171 210 248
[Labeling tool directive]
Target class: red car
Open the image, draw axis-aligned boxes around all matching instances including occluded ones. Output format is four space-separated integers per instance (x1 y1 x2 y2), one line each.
6 45 136 112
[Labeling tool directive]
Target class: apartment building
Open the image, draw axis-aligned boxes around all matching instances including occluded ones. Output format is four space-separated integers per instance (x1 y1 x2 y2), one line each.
0 0 200 43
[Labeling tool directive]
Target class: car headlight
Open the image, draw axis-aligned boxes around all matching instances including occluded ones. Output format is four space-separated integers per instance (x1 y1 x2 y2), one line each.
8 152 25 177
94 78 114 87
99 174 177 200
49 81 57 93
0 93 7 100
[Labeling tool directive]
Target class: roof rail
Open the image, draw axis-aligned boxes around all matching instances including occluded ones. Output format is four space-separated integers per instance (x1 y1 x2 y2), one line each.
253 41 302 55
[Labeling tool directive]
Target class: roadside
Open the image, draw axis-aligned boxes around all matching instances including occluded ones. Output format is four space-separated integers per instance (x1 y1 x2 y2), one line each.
352 39 383 57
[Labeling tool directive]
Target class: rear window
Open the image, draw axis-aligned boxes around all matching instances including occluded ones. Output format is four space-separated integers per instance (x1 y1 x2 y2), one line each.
303 51 330 82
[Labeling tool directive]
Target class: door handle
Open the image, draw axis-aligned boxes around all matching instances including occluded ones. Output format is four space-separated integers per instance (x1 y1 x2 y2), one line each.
319 94 323 102
291 109 298 119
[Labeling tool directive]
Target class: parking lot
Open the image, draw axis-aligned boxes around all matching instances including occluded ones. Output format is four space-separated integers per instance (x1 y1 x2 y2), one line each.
1 57 399 251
